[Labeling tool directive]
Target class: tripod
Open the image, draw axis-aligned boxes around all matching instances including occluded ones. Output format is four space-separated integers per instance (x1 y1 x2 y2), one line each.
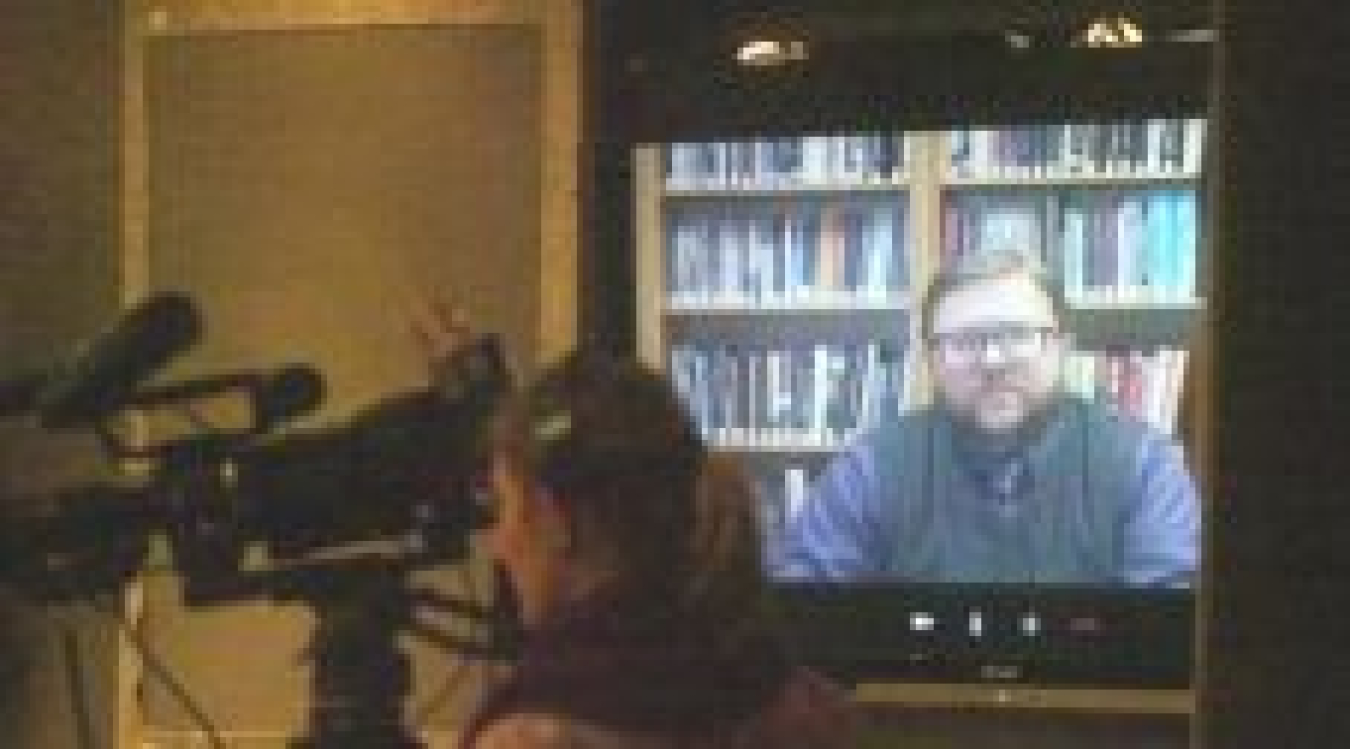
290 564 419 749
224 558 509 749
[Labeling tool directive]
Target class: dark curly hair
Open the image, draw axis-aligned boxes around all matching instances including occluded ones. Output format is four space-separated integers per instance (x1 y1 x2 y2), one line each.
489 350 779 645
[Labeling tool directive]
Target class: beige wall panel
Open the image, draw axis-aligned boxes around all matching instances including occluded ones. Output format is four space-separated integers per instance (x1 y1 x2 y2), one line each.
138 24 541 743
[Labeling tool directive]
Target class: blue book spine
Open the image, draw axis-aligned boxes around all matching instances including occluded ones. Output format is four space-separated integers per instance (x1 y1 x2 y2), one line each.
1174 189 1198 301
1145 190 1175 297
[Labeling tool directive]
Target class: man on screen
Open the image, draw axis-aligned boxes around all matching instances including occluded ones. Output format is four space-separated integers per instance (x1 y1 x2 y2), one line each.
772 249 1199 586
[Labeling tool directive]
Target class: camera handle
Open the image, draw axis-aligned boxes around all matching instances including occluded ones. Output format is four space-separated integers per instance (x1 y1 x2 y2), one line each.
287 565 422 749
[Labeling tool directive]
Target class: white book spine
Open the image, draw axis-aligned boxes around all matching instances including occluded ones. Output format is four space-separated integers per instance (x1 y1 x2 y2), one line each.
861 342 881 430
1145 349 1166 432
869 207 891 302
811 344 830 445
971 129 990 179
784 467 809 524
1184 118 1206 176
1163 349 1188 435
1063 204 1085 304
767 349 786 446
1117 194 1141 302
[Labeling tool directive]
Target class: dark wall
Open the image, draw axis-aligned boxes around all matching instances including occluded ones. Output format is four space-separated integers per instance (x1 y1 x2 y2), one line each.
0 1 124 748
1198 0 1350 746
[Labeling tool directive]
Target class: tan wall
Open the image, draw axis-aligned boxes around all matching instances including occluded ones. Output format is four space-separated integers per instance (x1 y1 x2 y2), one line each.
121 2 579 747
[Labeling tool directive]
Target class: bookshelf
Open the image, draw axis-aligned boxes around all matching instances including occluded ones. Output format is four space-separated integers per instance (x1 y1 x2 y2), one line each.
633 119 1205 535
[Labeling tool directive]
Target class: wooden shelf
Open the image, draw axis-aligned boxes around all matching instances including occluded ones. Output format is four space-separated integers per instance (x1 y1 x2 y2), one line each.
665 295 909 315
1068 304 1201 350
1069 296 1201 310
665 312 908 347
852 683 1195 715
664 180 909 197
943 172 1198 187
711 431 858 453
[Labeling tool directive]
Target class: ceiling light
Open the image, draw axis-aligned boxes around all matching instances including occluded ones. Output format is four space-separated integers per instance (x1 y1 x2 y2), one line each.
735 38 809 67
1076 17 1146 48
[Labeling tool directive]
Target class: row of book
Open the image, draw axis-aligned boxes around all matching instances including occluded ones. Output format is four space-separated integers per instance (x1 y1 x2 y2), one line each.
947 118 1206 179
659 119 1206 189
1066 348 1189 435
666 201 909 306
664 135 910 189
668 342 910 448
943 187 1200 303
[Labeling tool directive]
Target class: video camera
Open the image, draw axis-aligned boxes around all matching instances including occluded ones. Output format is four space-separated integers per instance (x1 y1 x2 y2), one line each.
0 291 512 605
0 291 522 748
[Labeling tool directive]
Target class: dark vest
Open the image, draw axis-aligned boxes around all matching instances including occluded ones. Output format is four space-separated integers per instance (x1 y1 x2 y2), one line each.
874 395 1146 583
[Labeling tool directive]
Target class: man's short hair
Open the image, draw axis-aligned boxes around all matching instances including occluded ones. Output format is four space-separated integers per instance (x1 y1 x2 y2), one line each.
919 248 1069 338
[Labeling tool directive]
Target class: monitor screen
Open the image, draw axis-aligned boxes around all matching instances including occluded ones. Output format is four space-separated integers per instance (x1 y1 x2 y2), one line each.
633 118 1205 687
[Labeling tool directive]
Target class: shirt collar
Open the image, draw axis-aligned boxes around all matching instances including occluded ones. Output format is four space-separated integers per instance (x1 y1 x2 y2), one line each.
945 392 1076 494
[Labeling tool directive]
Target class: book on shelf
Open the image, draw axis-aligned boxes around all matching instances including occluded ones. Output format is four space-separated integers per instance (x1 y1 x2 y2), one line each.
947 118 1204 180
668 342 909 450
666 134 911 189
665 196 908 307
1066 347 1189 435
943 186 1200 304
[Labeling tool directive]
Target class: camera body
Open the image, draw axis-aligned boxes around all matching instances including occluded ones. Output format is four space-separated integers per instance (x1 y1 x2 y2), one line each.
2 336 512 605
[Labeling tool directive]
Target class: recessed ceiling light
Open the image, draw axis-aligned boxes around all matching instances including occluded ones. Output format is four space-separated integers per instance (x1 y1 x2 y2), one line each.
1076 17 1146 48
735 38 809 67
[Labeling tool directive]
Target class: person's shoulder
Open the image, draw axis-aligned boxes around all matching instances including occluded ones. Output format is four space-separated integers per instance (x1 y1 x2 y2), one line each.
467 673 865 749
749 667 867 747
1063 395 1188 469
470 713 574 748
470 712 669 749
858 402 939 451
1066 395 1160 441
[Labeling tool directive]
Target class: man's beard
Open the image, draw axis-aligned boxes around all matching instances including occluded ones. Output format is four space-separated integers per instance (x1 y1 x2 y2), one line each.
941 383 1059 458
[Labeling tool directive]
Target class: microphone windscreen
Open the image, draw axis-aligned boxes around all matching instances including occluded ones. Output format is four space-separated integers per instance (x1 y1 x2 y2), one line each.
39 292 202 427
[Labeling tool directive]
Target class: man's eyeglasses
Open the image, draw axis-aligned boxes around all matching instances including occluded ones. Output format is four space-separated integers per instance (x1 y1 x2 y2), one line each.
928 324 1058 365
